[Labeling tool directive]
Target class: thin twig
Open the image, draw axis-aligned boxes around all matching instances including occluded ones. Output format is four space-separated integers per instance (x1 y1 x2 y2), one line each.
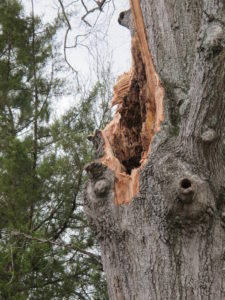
5 230 102 265
58 0 72 29
7 246 14 285
32 199 64 232
81 0 108 27
81 0 88 12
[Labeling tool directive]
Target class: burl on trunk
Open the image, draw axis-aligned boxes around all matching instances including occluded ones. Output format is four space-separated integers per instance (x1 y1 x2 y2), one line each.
84 0 225 299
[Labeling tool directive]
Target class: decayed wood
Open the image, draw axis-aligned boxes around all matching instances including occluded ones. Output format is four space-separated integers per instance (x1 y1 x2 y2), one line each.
90 1 164 205
84 0 225 299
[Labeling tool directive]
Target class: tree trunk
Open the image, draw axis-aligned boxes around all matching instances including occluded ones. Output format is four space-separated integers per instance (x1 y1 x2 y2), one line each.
84 0 225 299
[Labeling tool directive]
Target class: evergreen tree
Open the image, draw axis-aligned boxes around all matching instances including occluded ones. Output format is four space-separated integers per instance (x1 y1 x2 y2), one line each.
0 1 110 299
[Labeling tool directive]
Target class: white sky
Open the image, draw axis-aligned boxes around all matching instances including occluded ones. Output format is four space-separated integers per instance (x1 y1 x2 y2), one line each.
23 0 132 116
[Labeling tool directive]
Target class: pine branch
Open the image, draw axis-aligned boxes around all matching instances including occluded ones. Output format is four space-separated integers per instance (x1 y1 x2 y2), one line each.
4 229 102 266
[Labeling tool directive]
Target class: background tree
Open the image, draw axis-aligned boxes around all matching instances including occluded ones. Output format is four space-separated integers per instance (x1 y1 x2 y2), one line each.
84 0 225 299
0 0 112 298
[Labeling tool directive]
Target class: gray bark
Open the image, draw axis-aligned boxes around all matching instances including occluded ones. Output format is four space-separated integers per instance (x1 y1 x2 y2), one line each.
84 0 225 299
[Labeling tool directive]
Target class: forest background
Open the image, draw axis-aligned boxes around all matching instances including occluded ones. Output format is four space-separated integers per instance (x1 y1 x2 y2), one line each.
0 0 130 299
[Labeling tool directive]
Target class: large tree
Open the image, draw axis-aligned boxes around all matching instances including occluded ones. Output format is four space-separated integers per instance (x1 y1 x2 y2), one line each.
84 0 225 299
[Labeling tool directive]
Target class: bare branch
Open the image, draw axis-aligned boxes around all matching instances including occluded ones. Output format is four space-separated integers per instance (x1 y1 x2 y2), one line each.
32 199 64 232
81 0 88 12
7 246 14 285
5 229 102 265
58 0 72 29
81 0 108 27
56 0 79 80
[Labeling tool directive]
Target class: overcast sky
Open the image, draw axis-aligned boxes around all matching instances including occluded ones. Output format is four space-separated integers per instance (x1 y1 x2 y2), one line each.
23 0 132 116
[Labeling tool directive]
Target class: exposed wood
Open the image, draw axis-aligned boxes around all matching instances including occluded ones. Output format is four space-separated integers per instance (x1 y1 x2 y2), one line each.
95 1 164 204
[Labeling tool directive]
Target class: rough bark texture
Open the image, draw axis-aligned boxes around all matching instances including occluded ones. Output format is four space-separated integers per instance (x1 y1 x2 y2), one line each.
84 0 225 299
